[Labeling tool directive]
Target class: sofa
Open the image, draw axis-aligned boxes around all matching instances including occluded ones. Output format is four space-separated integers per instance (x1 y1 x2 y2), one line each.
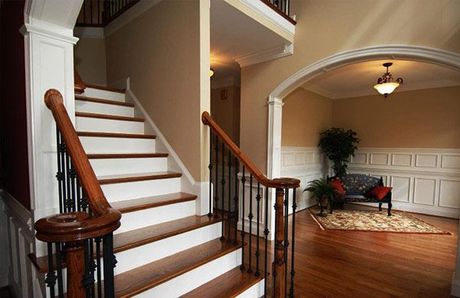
328 173 392 216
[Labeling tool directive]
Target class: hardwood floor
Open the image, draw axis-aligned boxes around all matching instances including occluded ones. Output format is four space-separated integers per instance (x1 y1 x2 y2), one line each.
284 206 458 297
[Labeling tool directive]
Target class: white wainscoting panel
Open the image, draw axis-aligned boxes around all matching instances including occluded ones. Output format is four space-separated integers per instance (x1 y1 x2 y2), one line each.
439 179 460 209
390 176 411 203
349 148 460 218
413 178 436 206
0 190 41 298
281 147 328 212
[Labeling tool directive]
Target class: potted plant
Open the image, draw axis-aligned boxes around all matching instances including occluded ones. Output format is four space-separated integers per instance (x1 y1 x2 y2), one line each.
304 178 336 216
318 127 359 178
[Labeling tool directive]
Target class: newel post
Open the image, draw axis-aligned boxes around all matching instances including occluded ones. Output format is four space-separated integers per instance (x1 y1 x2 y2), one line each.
65 241 86 298
273 187 286 297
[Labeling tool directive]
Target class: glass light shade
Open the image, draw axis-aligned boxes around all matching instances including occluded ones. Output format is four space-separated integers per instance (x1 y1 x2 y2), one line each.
373 82 399 95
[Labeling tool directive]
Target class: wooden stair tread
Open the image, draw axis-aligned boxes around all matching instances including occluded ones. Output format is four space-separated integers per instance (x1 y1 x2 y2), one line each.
113 215 221 253
87 153 168 159
114 239 240 297
111 192 196 213
98 171 182 184
180 267 263 298
85 83 126 94
77 131 156 139
75 95 134 107
75 112 144 122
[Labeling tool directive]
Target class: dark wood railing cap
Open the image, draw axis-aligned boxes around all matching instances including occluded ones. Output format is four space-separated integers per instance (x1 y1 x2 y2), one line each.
271 178 301 188
202 112 300 189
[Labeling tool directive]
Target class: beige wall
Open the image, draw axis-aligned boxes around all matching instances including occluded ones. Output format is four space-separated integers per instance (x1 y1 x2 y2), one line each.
211 85 241 145
240 0 460 172
75 37 107 85
105 0 207 181
332 86 460 148
282 88 332 147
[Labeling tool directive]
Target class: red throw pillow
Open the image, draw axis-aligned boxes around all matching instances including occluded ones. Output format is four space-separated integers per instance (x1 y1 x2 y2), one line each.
329 179 346 196
371 186 392 200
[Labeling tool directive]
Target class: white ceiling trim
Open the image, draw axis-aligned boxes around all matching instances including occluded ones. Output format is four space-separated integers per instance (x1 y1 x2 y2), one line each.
224 0 295 42
302 79 460 99
234 43 293 67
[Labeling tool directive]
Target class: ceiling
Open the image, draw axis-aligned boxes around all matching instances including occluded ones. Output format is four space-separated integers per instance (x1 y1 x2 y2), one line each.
210 0 289 81
302 60 460 99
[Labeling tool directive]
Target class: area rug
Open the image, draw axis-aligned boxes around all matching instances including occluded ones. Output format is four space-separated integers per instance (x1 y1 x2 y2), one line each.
308 207 451 234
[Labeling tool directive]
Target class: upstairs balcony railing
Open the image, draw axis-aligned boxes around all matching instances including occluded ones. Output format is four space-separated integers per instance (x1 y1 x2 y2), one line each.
76 0 295 27
76 0 140 27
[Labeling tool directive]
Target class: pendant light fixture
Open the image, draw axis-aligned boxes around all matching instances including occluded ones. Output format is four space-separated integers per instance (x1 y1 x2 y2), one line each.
209 68 215 77
373 62 403 98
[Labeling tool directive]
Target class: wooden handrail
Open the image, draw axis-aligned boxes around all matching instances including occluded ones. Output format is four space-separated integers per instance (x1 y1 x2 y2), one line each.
74 69 86 94
202 111 299 189
35 89 121 242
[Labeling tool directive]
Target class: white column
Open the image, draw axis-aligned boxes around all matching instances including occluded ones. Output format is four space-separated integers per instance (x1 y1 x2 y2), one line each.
267 96 284 240
21 22 78 258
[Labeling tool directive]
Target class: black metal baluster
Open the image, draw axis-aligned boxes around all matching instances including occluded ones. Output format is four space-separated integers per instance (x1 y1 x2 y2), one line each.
264 186 269 296
97 0 101 25
247 174 253 273
70 165 77 212
240 167 246 270
45 243 56 298
83 239 93 297
56 128 64 213
284 188 290 297
289 188 297 298
56 242 64 297
103 233 116 297
65 152 72 212
228 150 232 241
255 182 261 276
90 0 93 25
90 238 96 297
221 143 225 240
76 178 82 212
95 237 102 298
208 132 213 217
233 158 239 244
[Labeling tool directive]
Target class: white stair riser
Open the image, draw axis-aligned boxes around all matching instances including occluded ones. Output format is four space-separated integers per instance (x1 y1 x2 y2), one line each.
90 157 168 176
82 88 126 102
76 117 145 134
114 222 222 274
76 100 134 117
116 200 196 234
81 137 155 154
134 249 242 298
101 177 181 202
236 279 265 298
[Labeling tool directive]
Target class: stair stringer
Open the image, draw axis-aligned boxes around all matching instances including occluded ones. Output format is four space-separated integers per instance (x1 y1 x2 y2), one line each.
125 77 210 216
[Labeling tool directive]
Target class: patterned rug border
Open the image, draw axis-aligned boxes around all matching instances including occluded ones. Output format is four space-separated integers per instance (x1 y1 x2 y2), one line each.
308 207 452 235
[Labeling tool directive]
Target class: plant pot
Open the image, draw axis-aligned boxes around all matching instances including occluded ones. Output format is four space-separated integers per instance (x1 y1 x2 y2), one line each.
318 196 329 216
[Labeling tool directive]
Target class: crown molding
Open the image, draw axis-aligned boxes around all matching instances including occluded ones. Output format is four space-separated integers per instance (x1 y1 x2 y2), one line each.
21 22 79 44
234 43 293 68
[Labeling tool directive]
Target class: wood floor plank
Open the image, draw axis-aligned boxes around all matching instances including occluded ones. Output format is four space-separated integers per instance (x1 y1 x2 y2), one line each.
98 171 181 185
77 131 156 139
75 112 144 122
111 192 196 213
180 267 262 298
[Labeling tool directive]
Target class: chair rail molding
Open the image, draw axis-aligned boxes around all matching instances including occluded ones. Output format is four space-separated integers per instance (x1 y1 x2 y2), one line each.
267 45 460 180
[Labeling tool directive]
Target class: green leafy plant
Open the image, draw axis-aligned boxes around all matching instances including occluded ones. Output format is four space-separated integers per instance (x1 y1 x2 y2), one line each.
304 178 336 216
318 127 359 177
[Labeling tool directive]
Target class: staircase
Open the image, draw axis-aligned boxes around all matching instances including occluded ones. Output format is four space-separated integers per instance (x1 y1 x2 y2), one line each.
32 84 265 297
